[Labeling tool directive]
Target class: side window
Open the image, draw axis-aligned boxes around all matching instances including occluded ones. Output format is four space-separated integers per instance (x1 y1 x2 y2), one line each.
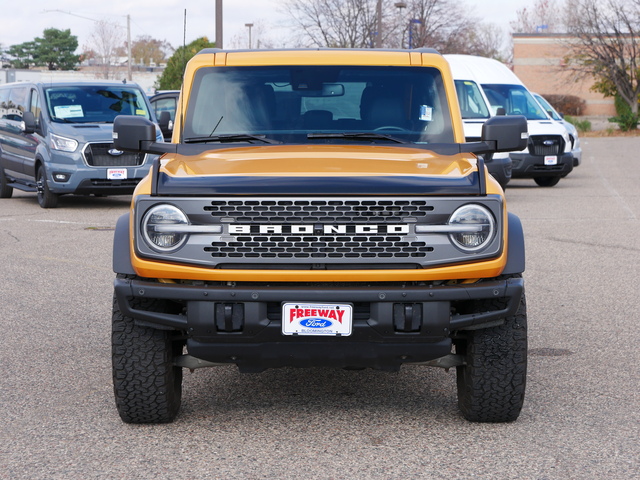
5 87 29 121
0 88 9 120
30 89 41 126
153 97 177 122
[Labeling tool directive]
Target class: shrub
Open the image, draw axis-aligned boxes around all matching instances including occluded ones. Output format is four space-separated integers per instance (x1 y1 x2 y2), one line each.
564 115 592 133
608 95 639 131
540 94 586 116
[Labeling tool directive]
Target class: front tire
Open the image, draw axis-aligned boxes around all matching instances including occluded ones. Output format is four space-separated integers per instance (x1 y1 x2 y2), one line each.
534 176 561 187
37 166 58 208
0 167 13 198
454 278 527 422
112 294 184 424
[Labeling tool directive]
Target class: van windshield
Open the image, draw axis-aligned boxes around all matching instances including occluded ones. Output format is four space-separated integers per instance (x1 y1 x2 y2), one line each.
533 93 562 121
44 85 152 124
454 80 490 119
182 65 455 144
481 84 548 120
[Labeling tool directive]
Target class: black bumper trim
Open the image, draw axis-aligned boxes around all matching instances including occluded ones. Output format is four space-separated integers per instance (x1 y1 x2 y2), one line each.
114 276 524 332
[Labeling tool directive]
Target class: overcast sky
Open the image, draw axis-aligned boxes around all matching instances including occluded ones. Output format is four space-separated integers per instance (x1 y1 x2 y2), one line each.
1 0 530 52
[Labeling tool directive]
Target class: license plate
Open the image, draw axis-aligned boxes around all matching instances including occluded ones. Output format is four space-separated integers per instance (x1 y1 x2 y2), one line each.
107 168 127 180
282 302 353 336
544 155 558 165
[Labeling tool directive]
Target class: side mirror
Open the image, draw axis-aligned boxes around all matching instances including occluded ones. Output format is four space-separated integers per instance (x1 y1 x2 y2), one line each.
481 115 528 152
21 111 37 134
158 111 171 130
113 115 158 152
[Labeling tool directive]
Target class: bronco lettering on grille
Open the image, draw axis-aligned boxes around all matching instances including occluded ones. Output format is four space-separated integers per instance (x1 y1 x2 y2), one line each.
229 224 410 235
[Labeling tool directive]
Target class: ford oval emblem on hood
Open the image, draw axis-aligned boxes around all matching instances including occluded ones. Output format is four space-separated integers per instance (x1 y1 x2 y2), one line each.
108 148 124 156
543 140 556 146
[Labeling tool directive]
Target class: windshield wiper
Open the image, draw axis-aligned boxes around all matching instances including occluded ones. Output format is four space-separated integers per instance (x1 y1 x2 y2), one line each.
307 132 408 144
184 134 280 144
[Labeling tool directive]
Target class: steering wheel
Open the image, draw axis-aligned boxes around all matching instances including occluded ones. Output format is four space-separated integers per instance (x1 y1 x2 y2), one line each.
373 126 407 132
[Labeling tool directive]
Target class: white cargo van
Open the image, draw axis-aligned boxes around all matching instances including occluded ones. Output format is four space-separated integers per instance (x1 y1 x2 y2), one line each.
445 54 573 187
444 55 512 188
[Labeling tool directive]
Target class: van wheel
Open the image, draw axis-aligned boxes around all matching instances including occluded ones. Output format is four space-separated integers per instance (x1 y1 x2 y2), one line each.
36 167 58 208
454 277 527 422
534 176 561 187
0 167 13 198
112 294 184 424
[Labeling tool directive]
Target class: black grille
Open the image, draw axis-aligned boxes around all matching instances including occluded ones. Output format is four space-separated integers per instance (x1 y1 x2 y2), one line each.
83 143 145 166
528 135 564 156
203 199 435 260
206 237 433 259
204 199 435 223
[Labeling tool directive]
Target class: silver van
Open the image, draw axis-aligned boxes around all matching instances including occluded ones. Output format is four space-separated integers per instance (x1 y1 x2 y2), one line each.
0 81 161 207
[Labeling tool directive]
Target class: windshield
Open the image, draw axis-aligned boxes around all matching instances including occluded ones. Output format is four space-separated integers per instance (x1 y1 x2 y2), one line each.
183 65 454 144
533 93 561 121
481 84 548 120
44 85 152 124
454 80 490 119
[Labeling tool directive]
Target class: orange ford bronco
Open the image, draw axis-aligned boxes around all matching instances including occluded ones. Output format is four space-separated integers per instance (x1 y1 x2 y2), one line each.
111 48 528 424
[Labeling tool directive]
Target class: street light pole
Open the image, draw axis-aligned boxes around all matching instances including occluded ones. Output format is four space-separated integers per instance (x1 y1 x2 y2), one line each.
245 23 254 49
126 14 132 81
376 0 382 48
215 0 223 49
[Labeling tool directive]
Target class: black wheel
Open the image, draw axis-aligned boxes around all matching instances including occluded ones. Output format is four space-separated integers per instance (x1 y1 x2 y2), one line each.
112 293 184 424
36 166 58 208
0 167 13 198
534 176 561 187
454 276 527 422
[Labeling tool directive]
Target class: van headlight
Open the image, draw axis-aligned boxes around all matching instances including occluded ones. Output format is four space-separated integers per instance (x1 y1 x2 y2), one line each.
141 204 189 252
50 133 78 152
448 204 496 252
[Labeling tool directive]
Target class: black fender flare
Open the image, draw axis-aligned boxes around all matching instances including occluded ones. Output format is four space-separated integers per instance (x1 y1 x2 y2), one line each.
503 212 526 275
113 213 135 275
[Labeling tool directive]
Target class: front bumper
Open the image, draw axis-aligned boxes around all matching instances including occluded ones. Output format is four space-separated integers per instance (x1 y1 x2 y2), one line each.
510 152 574 178
114 275 524 371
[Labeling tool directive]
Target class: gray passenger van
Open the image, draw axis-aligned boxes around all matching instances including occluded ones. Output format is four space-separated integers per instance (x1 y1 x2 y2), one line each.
0 81 161 208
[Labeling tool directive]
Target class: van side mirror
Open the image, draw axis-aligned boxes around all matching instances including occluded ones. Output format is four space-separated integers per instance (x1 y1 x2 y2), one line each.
21 111 37 134
158 111 171 130
481 115 528 152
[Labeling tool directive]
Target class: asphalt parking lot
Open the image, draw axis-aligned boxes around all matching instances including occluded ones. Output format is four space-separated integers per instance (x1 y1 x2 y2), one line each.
1 136 639 479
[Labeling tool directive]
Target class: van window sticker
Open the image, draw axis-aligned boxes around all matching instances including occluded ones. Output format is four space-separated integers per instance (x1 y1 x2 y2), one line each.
54 105 84 119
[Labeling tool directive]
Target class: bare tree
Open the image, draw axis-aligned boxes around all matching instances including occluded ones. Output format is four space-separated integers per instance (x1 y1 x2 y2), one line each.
564 0 640 125
282 0 489 54
84 20 125 79
283 0 391 48
511 0 565 34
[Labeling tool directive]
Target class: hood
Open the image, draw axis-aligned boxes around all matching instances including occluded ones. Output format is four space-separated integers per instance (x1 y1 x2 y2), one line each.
155 144 483 196
49 123 115 144
527 120 569 136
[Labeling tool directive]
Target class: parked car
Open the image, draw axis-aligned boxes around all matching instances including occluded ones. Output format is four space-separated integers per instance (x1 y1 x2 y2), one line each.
445 54 573 187
0 81 162 208
532 92 582 167
445 54 512 189
149 90 180 141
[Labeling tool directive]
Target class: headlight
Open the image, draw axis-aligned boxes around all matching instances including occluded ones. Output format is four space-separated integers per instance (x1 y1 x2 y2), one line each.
448 204 495 252
142 204 189 252
50 133 78 152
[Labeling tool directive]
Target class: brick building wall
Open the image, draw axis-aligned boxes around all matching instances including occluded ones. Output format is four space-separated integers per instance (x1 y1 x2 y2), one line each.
512 34 615 116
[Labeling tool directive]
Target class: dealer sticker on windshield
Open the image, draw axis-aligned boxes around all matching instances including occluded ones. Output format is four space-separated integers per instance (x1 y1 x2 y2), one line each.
282 303 353 336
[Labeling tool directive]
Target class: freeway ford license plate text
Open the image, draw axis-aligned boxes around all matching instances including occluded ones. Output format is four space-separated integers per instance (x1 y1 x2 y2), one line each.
282 303 353 336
